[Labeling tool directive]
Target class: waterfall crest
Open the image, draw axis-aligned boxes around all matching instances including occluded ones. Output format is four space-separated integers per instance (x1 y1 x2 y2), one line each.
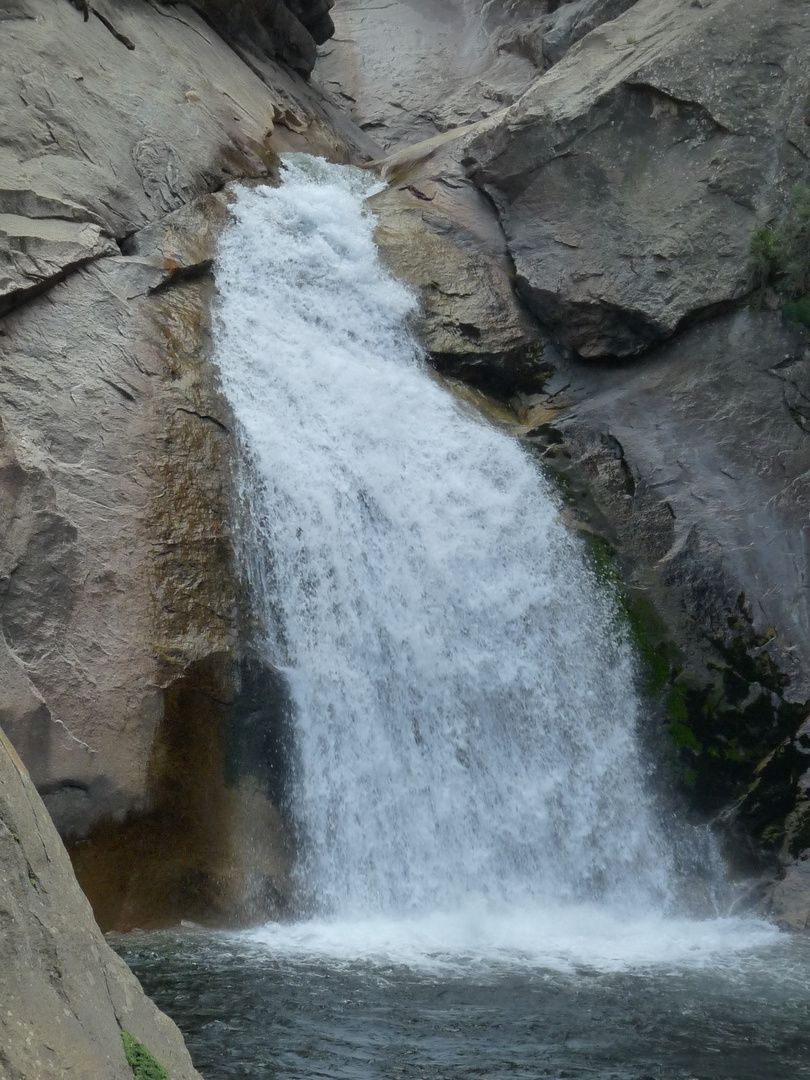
214 156 683 924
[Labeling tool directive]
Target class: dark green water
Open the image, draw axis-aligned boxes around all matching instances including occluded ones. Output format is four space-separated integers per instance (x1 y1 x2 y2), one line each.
113 926 810 1080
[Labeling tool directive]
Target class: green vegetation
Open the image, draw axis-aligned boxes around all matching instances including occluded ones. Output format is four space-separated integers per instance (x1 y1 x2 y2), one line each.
783 296 810 328
750 183 810 325
121 1032 170 1080
665 686 688 723
666 721 702 755
584 535 670 695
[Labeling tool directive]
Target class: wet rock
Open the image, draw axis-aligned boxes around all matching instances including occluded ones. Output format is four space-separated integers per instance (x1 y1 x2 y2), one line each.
370 139 546 395
0 192 299 928
0 724 202 1079
541 0 640 66
768 857 810 932
184 0 335 75
515 309 810 897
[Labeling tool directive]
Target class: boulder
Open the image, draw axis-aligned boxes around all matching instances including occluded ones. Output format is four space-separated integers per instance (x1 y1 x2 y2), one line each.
0 724 202 1079
465 0 810 358
181 0 335 75
369 136 545 394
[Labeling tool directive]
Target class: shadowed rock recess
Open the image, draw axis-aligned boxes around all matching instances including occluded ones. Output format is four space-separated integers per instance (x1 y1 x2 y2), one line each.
1 0 810 960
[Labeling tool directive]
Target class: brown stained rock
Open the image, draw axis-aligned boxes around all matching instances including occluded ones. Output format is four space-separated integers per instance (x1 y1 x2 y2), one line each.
69 655 293 932
0 191 293 929
369 139 547 396
0 724 202 1079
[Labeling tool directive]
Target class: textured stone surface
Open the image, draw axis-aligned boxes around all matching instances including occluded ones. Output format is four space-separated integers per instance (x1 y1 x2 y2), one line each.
466 0 810 358
314 0 642 152
0 0 360 929
0 0 362 319
769 855 810 931
531 310 810 688
0 724 202 1079
513 309 810 924
370 138 545 393
188 0 335 74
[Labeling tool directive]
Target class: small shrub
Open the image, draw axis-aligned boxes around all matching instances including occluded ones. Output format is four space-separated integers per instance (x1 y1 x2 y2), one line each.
783 296 810 328
750 182 810 323
121 1031 170 1080
666 721 702 755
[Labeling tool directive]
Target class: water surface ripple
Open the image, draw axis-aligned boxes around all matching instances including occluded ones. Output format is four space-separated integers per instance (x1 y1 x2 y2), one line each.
115 928 810 1080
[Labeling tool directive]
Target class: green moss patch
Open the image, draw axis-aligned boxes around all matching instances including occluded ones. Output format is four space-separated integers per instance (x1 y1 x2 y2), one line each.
666 721 702 755
750 182 810 326
583 535 671 695
121 1031 170 1080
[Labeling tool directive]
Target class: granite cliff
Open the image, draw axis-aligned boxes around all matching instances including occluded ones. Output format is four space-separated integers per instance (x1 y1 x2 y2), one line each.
1 0 810 955
0 0 378 933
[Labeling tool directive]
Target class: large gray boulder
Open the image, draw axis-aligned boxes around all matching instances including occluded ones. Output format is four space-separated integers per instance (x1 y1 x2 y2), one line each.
179 0 335 75
0 724 202 1079
466 0 810 358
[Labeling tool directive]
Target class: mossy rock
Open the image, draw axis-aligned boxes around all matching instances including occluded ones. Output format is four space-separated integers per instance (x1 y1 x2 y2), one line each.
582 534 672 696
121 1031 171 1080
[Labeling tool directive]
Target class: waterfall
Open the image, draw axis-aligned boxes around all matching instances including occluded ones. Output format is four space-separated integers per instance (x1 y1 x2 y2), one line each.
213 156 711 944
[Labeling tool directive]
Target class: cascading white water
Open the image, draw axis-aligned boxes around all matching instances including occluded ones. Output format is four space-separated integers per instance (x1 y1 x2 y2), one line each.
212 156 777 967
214 155 677 916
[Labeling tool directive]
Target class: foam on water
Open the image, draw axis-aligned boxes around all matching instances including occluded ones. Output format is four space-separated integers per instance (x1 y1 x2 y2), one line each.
240 909 779 976
213 155 780 970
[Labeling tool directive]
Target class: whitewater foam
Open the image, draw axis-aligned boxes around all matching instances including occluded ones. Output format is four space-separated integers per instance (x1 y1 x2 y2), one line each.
240 908 779 975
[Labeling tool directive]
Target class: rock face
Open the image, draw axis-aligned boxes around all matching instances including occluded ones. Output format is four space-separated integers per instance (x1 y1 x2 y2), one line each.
2 0 810 937
370 133 545 394
186 0 336 75
520 312 810 906
466 0 810 358
0 0 368 931
313 0 640 152
0 724 202 1079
